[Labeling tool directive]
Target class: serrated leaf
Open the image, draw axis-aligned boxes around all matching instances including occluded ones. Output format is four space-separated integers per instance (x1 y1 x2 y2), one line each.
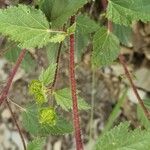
107 0 150 26
0 5 66 48
22 104 73 136
39 63 56 86
5 45 36 72
76 14 100 34
51 0 88 28
95 122 150 150
67 23 76 35
54 88 90 111
49 33 67 43
27 138 45 150
92 27 120 67
113 24 133 47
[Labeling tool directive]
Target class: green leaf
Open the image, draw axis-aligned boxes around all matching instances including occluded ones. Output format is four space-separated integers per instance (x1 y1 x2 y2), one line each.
76 14 100 34
54 88 90 111
27 138 45 150
95 122 150 150
75 14 100 61
0 5 66 49
137 104 150 130
39 63 56 86
107 0 150 26
92 27 120 67
51 0 88 28
113 24 133 47
5 46 36 72
75 30 89 61
22 104 73 136
46 43 59 64
67 23 76 35
49 33 67 43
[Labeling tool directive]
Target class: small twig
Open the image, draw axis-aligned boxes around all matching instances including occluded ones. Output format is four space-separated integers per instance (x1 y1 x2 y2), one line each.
0 48 27 105
119 55 150 120
6 99 26 150
69 16 83 150
51 42 63 89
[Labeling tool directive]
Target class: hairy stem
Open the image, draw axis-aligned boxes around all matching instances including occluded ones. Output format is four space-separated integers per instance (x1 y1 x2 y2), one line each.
0 48 27 105
6 99 26 150
119 55 150 120
69 16 83 150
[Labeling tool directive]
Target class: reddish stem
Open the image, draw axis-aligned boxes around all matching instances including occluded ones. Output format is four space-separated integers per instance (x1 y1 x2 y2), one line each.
0 48 27 150
119 55 150 120
69 16 83 150
0 48 26 105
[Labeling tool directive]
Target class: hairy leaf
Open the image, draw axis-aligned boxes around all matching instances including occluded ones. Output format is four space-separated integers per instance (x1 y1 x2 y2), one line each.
54 88 90 111
27 138 45 150
0 5 66 48
75 14 99 60
39 63 56 86
95 122 150 150
113 24 132 47
51 0 88 28
46 43 59 64
22 104 73 136
107 0 150 26
67 23 76 35
76 14 100 34
92 27 120 67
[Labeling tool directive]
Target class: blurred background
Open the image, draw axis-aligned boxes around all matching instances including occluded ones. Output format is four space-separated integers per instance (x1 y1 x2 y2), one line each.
0 0 150 149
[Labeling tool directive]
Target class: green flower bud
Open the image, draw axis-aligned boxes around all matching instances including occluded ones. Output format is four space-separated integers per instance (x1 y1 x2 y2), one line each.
39 107 56 126
29 80 48 105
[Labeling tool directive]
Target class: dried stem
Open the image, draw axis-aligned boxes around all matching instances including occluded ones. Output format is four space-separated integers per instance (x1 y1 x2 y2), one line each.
69 16 83 150
0 48 27 105
6 99 26 150
119 55 150 120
